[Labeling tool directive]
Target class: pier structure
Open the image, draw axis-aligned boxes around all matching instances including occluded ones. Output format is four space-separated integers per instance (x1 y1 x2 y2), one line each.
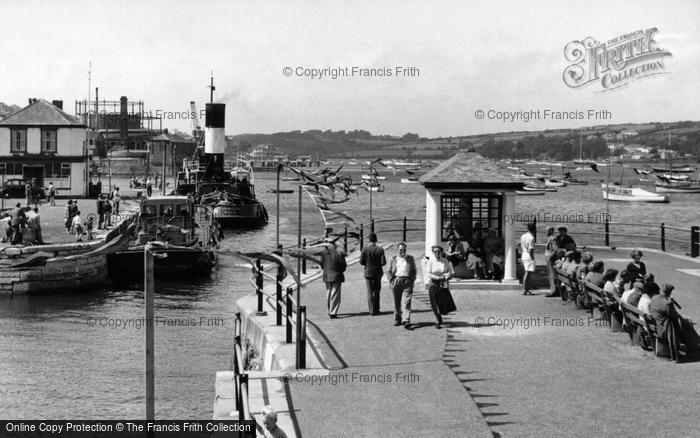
221 239 700 437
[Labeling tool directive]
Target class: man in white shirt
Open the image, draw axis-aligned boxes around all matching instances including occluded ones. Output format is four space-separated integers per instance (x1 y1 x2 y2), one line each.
387 242 417 329
520 222 536 295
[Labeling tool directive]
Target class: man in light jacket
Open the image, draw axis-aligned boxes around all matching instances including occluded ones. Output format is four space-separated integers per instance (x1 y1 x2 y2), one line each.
387 242 417 330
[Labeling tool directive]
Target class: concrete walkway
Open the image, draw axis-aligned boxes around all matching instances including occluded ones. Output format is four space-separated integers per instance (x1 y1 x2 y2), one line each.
284 243 493 438
238 243 700 437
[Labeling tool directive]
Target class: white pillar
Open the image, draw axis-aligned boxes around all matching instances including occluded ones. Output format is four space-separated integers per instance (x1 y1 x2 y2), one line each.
425 189 441 257
502 192 518 283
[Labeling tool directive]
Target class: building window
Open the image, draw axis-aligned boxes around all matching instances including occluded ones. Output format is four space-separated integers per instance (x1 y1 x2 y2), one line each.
61 162 71 178
3 163 22 175
42 130 57 152
440 192 502 243
10 129 27 152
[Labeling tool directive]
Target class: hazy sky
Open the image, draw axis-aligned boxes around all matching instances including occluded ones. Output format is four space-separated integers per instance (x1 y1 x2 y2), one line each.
1 0 698 137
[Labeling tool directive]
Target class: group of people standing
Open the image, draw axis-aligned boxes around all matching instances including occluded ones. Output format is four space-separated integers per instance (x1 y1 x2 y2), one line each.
3 203 44 245
320 232 457 330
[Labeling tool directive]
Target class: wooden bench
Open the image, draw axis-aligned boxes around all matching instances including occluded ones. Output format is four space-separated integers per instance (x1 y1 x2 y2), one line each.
555 268 584 308
619 301 679 361
582 280 609 322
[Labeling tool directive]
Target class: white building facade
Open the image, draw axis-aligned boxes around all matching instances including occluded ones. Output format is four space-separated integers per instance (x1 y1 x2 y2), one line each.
0 99 87 197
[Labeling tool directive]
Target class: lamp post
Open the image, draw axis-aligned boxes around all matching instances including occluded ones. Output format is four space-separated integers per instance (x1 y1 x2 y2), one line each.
108 149 112 195
276 163 282 250
369 161 373 221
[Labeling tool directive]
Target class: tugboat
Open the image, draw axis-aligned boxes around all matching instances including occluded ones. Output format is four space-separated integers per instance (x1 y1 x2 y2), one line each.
175 78 268 228
107 195 217 280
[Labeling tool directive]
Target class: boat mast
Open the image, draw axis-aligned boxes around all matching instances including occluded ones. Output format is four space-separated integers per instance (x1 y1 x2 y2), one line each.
579 132 582 162
208 72 215 104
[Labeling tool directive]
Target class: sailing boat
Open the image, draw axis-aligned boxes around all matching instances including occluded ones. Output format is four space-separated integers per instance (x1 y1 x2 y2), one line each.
603 164 669 203
654 134 700 193
574 132 595 165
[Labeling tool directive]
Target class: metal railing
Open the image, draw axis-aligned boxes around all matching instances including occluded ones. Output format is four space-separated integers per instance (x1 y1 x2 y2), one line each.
513 217 700 257
230 312 252 421
248 254 307 369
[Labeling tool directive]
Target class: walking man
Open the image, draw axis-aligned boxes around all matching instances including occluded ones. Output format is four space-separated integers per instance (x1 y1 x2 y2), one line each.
387 242 417 329
321 240 347 319
48 182 56 206
146 177 153 197
544 225 560 297
521 222 536 295
360 232 386 315
111 186 121 215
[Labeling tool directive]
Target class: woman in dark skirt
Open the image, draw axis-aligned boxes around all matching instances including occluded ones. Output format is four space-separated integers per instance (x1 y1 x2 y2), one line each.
626 249 646 281
422 245 454 329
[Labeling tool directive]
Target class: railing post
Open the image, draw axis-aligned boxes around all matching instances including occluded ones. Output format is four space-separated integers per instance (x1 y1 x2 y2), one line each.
370 218 375 234
532 217 537 242
296 306 307 369
256 259 265 316
605 219 610 247
286 286 294 343
276 265 283 326
360 223 364 251
691 226 699 258
302 238 307 274
403 216 407 242
344 227 348 253
235 374 242 420
238 373 248 420
660 222 666 252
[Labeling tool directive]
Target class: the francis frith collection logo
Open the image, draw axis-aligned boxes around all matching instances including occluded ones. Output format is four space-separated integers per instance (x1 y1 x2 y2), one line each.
563 28 672 91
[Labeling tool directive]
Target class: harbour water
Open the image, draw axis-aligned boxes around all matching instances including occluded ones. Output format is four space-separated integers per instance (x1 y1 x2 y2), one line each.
1 167 698 419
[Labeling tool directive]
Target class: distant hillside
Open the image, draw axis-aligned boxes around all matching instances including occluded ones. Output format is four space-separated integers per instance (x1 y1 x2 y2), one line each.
0 101 21 120
227 121 700 160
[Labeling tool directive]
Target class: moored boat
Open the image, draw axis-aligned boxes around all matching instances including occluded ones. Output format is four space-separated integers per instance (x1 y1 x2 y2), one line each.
400 177 420 184
655 180 700 193
175 89 268 228
602 183 669 203
107 196 216 280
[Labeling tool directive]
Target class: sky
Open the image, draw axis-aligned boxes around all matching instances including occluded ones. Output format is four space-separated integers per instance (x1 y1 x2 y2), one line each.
1 0 698 138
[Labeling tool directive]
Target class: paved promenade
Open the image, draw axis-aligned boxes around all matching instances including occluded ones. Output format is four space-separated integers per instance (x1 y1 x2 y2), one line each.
241 243 700 437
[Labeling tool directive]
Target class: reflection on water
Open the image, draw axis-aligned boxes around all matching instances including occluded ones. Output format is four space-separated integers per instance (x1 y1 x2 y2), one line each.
1 169 698 418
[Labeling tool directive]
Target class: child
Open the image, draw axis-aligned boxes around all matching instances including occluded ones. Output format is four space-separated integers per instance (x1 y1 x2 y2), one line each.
86 216 94 240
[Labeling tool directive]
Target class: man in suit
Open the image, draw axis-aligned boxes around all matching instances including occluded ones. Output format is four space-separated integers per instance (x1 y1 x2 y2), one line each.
321 240 347 319
360 232 386 315
387 242 417 329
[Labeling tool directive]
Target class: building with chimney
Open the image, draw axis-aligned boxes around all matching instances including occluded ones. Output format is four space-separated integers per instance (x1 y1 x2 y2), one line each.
0 99 88 197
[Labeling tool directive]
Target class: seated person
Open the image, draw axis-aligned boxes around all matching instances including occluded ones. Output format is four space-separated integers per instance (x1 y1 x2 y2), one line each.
650 284 700 358
637 281 660 316
577 251 594 282
444 233 466 268
602 269 621 300
483 229 505 280
621 281 644 309
552 249 567 270
583 261 605 288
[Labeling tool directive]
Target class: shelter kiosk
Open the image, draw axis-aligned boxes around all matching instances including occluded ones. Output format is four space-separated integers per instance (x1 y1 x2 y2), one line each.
419 153 524 286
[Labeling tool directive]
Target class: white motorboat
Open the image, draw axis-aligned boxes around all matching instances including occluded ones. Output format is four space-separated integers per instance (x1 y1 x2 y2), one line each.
602 183 669 203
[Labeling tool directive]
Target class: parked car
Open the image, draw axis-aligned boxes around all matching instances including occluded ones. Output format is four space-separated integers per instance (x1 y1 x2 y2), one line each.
0 179 46 199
